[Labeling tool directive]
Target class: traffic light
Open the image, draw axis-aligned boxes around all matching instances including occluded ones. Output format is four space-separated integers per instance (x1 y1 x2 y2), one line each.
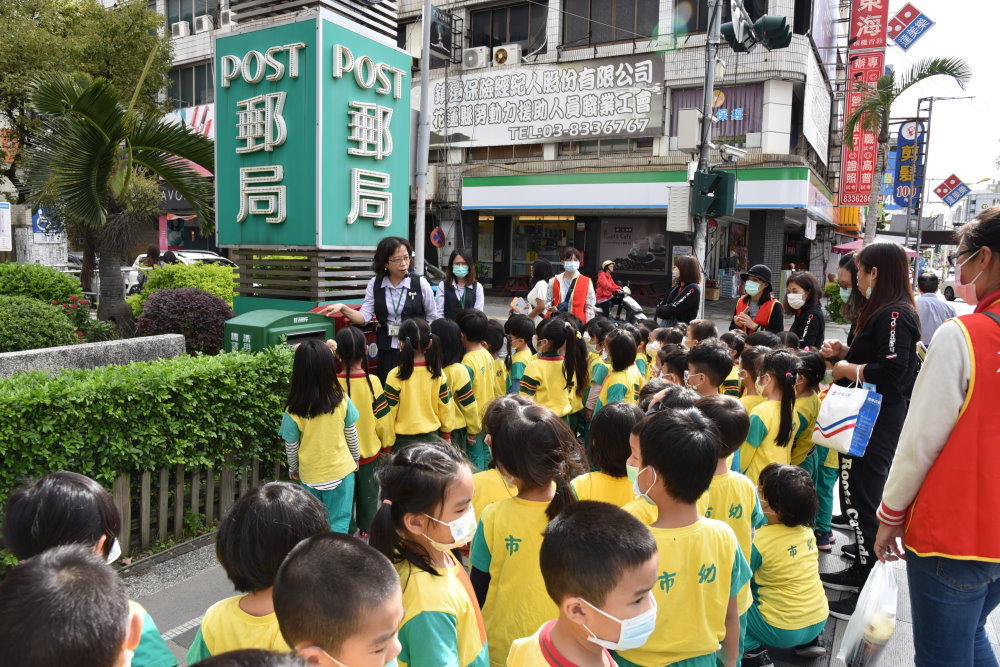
753 15 791 50
721 17 755 53
691 170 737 217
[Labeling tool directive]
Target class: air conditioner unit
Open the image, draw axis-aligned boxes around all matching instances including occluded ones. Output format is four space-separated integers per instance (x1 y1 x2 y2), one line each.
492 44 522 66
462 46 489 71
193 15 213 34
171 21 190 38
220 10 236 29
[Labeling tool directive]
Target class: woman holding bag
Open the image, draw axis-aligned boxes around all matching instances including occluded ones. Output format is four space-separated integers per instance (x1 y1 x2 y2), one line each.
818 243 919 620
875 209 1000 666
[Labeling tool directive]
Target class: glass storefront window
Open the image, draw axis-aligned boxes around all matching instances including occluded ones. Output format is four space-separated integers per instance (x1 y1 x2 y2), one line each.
511 216 576 275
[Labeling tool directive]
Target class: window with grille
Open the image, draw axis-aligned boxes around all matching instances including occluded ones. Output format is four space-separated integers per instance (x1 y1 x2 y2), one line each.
167 62 213 108
562 0 658 47
471 2 547 54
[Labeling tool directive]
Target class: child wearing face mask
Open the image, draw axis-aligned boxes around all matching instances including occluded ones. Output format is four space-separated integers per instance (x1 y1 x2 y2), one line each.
719 332 746 396
737 346 768 416
793 351 838 552
504 315 536 394
507 501 659 666
584 318 615 421
520 318 589 419
369 443 488 667
738 350 802 486
572 403 645 507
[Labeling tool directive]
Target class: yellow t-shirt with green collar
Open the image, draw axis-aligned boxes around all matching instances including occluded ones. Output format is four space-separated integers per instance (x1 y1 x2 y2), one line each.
750 523 829 630
571 471 636 507
791 393 821 466
463 348 496 431
339 372 392 459
384 364 452 436
520 356 575 417
471 469 516 523
492 357 509 403
594 365 643 413
738 400 792 486
722 365 741 396
509 348 534 394
185 595 288 663
469 497 557 666
442 362 481 434
279 399 359 485
395 560 489 667
616 518 750 667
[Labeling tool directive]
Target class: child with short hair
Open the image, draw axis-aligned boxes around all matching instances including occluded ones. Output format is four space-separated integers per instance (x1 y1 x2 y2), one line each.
790 351 824 466
638 378 669 412
0 545 144 667
637 321 655 381
595 328 644 413
471 395 528 521
584 318 616 421
432 318 482 458
508 501 659 665
794 351 838 551
520 318 588 419
619 409 750 667
617 322 649 383
737 346 768 416
281 339 361 532
695 395 768 658
384 318 452 450
195 650 308 667
572 402 645 506
458 309 498 469
686 339 733 397
187 483 328 661
273 533 404 666
738 349 802 485
485 318 509 400
656 346 688 386
469 402 581 665
685 319 719 347
369 443 488 667
719 331 746 397
742 465 828 666
504 314 536 394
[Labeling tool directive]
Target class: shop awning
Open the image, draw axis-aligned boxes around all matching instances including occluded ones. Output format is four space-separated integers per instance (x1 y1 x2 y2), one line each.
833 238 917 257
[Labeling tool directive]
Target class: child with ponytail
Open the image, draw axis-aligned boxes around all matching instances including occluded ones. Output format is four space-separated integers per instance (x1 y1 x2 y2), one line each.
469 402 581 665
471 396 528 522
383 318 453 449
431 319 482 456
334 326 394 535
519 318 588 419
369 443 488 667
738 349 802 485
503 315 535 394
794 350 838 551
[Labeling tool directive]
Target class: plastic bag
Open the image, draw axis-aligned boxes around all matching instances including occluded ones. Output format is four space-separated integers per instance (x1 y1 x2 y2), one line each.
837 561 899 667
812 384 882 457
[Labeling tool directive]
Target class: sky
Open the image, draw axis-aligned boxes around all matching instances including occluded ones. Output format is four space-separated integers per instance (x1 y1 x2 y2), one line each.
881 0 1000 219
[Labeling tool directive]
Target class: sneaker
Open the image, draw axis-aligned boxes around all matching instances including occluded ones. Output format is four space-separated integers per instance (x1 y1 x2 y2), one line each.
741 649 774 667
831 514 851 530
815 531 833 552
829 592 860 620
841 543 858 560
794 636 828 658
821 565 867 592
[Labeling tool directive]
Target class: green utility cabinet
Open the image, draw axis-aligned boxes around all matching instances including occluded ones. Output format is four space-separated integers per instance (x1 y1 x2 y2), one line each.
225 310 334 353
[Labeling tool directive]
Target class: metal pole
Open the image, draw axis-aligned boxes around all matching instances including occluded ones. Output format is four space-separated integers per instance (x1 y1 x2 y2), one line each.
412 0 433 275
694 0 722 318
912 97 934 288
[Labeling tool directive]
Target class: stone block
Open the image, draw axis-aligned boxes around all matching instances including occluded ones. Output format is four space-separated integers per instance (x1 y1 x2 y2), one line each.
0 334 187 378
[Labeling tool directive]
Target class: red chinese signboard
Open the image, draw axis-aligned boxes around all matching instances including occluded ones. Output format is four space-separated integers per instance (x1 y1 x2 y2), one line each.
849 0 890 51
839 51 885 206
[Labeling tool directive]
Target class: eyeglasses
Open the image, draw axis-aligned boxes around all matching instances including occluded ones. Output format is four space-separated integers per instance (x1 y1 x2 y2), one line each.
955 246 980 260
388 255 411 265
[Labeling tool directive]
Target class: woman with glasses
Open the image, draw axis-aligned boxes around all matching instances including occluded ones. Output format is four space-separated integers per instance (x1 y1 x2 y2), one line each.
319 236 440 381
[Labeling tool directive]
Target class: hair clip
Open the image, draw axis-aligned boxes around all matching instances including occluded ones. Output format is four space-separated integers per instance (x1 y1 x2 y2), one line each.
785 372 794 378
576 331 583 339
382 499 393 506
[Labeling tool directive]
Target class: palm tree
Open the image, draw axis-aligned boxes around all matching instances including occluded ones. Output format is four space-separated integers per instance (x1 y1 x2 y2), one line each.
24 69 214 323
844 57 971 246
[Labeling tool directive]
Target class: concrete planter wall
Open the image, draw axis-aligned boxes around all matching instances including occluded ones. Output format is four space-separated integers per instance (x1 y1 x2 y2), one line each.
0 334 186 378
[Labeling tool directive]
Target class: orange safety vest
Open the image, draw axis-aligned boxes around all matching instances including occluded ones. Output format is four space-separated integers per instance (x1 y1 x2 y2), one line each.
734 296 778 333
551 275 591 321
904 297 1000 562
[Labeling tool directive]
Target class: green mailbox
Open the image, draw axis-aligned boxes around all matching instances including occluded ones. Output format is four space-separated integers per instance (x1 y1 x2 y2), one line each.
225 310 334 353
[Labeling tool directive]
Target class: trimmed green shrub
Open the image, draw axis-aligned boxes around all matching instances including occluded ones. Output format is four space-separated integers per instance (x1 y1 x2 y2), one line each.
128 263 236 316
0 296 79 352
136 288 234 355
0 262 83 303
0 345 293 505
51 295 118 343
824 282 847 324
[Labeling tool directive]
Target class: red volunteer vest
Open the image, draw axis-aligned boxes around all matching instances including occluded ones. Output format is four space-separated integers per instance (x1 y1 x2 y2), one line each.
735 296 777 333
904 296 1000 561
551 275 591 321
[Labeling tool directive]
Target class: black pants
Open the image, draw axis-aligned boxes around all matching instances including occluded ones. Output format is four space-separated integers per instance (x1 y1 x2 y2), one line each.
839 396 907 572
376 348 400 384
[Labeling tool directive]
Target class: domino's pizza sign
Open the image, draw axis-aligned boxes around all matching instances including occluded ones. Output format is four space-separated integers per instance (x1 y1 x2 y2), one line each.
887 3 935 52
934 174 971 208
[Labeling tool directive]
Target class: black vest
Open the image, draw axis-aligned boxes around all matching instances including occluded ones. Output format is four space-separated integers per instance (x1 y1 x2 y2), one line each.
372 273 426 349
442 281 477 319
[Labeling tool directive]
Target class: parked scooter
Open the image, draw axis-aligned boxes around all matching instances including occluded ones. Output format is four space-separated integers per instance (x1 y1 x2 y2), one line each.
604 285 647 324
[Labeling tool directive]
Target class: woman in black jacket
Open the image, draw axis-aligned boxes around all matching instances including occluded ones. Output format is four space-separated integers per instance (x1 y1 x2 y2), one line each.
785 271 826 350
656 254 701 325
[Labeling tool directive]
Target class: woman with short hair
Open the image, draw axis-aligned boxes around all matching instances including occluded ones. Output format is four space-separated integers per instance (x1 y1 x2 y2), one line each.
547 247 595 322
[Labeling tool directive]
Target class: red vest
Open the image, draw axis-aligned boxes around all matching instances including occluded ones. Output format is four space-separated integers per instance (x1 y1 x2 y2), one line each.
904 297 1000 561
551 275 591 321
735 297 777 333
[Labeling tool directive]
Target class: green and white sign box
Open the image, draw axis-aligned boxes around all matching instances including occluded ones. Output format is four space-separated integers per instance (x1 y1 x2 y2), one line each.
215 12 411 248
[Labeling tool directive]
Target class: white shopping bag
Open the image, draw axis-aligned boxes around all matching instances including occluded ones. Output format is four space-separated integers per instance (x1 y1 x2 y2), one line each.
837 561 898 667
812 384 882 457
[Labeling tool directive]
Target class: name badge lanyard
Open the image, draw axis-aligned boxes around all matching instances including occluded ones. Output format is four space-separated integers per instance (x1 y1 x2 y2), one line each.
458 283 467 309
388 285 406 338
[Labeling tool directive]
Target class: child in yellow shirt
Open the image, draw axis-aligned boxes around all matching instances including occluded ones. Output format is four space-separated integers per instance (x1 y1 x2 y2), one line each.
794 351 838 551
457 309 496 470
471 395 529 522
573 402 644 507
432 318 482 452
584 318 615 420
369 443 488 667
738 349 802 485
187 483 327 662
719 331 747 396
485 319 509 400
508 501 659 666
595 329 644 413
686 339 733 398
520 318 588 419
384 318 452 450
504 315 536 394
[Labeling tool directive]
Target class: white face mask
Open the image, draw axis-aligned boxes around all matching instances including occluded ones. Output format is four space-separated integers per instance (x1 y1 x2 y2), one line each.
423 507 477 551
646 341 661 357
107 538 122 564
632 467 657 505
579 595 658 651
787 293 805 310
564 261 580 273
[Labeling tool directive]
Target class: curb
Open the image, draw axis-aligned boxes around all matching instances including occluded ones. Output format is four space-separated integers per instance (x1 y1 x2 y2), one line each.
119 531 217 578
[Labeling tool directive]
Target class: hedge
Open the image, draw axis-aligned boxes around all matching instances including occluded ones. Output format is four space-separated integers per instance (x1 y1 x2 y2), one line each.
127 263 236 316
0 295 80 352
0 345 294 505
0 262 83 303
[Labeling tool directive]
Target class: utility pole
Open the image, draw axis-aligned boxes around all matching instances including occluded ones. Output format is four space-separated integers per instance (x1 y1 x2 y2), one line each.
694 0 723 317
412 0 433 275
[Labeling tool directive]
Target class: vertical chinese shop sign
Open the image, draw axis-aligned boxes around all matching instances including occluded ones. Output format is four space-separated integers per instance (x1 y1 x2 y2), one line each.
216 13 411 248
839 51 884 206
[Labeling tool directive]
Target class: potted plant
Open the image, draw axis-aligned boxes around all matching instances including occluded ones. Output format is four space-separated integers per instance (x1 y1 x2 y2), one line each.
705 278 721 301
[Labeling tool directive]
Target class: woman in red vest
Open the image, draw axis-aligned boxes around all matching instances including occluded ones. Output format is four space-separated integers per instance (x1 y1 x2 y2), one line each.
548 247 595 322
731 264 784 334
874 209 1000 666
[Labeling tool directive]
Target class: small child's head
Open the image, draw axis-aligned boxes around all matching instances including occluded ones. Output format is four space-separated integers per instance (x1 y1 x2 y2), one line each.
3 471 121 561
585 317 616 356
636 321 653 351
430 317 463 366
504 314 536 352
0 544 142 667
796 350 826 393
195 650 309 667
630 408 720 505
605 328 638 372
484 318 506 357
288 339 344 418
455 308 489 344
370 442 474 572
684 319 718 347
539 501 658 650
590 403 646 478
719 330 746 361
758 349 802 447
745 330 781 348
398 317 442 379
738 345 768 392
334 325 375 398
664 326 685 346
758 464 818 528
686 339 733 393
638 378 668 411
776 331 800 349
646 384 699 414
274 533 403 667
483 394 533 440
617 322 643 349
537 318 589 396
657 347 688 385
216 482 327 594
492 402 581 519
694 395 750 459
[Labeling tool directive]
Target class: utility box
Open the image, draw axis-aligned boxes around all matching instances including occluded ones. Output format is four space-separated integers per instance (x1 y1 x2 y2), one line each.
225 310 334 353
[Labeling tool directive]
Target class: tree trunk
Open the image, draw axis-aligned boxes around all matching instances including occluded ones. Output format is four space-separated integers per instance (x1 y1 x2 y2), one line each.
862 140 888 246
96 248 126 320
81 228 98 292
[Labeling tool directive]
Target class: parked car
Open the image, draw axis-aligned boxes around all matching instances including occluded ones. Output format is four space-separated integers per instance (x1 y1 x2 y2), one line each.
125 250 238 293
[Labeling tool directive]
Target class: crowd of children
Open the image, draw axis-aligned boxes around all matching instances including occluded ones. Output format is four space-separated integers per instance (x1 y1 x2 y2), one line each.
0 309 846 667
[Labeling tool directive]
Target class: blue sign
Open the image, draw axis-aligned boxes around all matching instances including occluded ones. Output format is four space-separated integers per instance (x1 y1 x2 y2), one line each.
882 149 903 211
31 207 66 243
894 13 934 51
942 183 970 208
892 121 925 209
